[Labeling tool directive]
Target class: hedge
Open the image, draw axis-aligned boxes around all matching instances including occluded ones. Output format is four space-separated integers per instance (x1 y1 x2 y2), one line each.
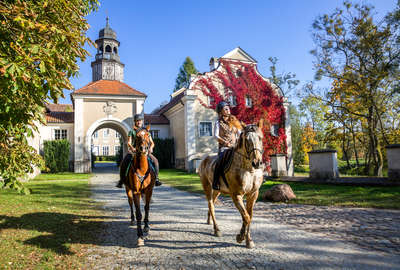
153 138 174 169
43 139 70 172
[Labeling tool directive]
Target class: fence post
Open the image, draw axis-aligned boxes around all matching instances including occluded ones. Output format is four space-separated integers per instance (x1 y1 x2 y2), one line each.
270 154 287 177
308 149 339 180
386 144 400 181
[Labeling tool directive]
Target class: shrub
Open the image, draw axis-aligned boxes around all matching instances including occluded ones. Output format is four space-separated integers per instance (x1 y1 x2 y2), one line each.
43 140 70 173
153 138 174 169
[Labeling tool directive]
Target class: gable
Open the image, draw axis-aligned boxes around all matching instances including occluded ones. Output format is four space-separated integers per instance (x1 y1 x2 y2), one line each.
220 47 257 63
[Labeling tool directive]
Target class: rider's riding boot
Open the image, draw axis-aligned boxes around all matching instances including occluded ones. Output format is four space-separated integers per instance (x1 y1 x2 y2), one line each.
212 170 220 190
155 177 162 186
116 179 124 188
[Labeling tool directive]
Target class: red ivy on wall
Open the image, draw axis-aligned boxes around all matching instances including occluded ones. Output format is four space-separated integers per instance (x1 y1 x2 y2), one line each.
194 59 287 169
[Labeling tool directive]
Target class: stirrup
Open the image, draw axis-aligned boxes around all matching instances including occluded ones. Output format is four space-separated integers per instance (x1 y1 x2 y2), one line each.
155 179 162 186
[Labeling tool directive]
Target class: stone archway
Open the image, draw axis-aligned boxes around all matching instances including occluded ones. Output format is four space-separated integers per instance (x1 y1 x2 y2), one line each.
81 117 130 173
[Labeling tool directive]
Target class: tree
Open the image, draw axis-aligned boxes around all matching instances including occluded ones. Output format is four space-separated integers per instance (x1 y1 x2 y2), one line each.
174 57 198 91
289 105 305 165
310 1 400 176
0 0 98 193
301 123 318 164
267 57 299 98
194 59 287 169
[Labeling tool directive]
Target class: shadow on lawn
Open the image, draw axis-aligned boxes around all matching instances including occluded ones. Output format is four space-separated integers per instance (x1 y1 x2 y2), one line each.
0 212 110 255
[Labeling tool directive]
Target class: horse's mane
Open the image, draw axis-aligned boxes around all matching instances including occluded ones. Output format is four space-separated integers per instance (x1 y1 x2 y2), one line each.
228 115 243 131
244 124 258 133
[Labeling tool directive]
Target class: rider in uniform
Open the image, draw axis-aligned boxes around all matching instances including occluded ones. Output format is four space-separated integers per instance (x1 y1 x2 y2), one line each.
116 113 162 188
212 101 240 190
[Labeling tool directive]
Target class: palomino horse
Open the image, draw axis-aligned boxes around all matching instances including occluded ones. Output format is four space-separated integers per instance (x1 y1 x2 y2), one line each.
199 119 264 248
124 126 155 246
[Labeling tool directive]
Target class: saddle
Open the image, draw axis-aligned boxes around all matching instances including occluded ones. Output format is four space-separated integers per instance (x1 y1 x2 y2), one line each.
216 148 235 187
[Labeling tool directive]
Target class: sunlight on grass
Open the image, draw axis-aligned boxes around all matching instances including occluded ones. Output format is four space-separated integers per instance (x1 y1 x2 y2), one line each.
0 177 104 269
160 169 400 209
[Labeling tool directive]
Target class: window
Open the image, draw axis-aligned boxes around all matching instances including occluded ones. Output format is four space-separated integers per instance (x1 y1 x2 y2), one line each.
228 95 237 107
105 45 111 52
115 132 121 138
54 129 67 140
114 146 120 155
245 96 252 107
208 96 215 106
271 124 279 137
93 131 98 139
102 146 109 156
113 47 118 54
150 130 159 139
92 145 99 156
199 122 212 137
103 129 110 137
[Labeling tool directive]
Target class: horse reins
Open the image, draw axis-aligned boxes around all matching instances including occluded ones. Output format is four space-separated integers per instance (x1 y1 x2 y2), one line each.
235 127 264 160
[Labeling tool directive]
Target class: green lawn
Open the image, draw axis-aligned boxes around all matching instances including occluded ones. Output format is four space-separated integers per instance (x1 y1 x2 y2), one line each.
160 169 400 209
33 172 92 181
0 175 104 269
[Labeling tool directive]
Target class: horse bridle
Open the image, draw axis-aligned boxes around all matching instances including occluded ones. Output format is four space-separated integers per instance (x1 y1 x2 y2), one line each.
135 128 150 155
236 125 264 160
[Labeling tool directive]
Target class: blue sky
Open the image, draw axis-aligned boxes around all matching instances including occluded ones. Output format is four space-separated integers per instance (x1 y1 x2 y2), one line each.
64 0 397 113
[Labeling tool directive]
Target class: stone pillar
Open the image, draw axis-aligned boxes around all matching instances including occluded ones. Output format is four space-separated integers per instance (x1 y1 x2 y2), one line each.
283 101 294 176
270 154 287 177
386 144 400 181
182 90 197 171
308 149 339 179
74 98 85 173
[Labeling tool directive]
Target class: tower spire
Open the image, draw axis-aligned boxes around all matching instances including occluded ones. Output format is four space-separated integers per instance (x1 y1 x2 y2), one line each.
106 16 109 28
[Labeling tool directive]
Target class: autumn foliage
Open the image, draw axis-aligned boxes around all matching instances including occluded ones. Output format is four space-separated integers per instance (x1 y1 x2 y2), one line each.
194 59 287 167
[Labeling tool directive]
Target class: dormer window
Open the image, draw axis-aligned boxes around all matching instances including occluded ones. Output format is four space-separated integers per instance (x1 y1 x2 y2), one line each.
228 95 237 107
208 96 215 106
245 96 252 107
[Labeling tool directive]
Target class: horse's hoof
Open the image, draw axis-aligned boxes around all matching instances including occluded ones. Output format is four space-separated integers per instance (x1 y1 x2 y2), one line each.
214 230 222 237
246 240 255 249
143 226 150 233
236 234 244 243
137 237 144 247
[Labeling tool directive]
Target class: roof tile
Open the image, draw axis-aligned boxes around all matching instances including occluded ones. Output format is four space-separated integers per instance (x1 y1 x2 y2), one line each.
72 80 146 96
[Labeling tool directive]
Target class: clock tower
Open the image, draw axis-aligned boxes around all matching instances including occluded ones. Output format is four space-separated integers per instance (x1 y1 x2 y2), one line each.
91 17 125 82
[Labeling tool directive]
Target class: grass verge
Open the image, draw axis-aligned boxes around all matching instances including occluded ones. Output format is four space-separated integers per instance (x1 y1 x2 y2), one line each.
160 169 400 209
0 175 104 269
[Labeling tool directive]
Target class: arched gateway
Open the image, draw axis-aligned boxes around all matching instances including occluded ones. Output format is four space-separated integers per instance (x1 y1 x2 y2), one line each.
71 19 146 173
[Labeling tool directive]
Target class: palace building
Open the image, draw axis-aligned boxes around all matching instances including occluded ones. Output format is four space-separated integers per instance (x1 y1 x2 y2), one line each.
29 19 292 176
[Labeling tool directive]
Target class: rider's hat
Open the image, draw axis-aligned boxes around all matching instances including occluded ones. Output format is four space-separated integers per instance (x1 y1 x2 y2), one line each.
134 113 144 121
216 101 229 114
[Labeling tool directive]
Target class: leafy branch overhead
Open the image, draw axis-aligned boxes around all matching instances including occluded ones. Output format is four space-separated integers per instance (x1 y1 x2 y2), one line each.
0 0 98 192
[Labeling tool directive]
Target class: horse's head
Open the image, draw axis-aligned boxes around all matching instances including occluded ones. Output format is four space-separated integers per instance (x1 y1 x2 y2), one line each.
134 125 151 155
237 119 264 169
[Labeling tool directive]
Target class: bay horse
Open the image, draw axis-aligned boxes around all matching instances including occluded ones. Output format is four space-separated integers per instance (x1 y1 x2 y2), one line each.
199 119 264 248
125 125 155 247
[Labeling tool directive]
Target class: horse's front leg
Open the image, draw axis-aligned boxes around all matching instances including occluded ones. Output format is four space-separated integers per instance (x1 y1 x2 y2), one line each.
244 191 259 249
143 187 154 234
133 194 144 246
231 194 252 248
125 188 135 225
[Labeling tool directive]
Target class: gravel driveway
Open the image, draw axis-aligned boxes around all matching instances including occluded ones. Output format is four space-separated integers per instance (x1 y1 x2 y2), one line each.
85 164 400 270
